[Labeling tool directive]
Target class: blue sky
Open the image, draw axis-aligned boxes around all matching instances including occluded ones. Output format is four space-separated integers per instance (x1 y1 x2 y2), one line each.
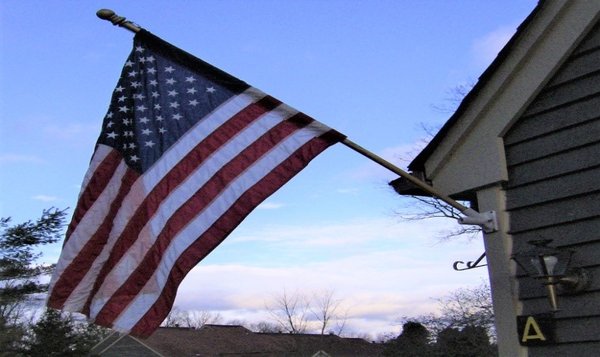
0 1 537 337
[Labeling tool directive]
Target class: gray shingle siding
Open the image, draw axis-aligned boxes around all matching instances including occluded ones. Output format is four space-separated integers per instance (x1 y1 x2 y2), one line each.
504 21 600 355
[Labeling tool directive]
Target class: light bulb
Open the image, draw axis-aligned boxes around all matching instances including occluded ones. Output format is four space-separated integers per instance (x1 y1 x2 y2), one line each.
543 255 558 275
530 257 543 276
530 255 559 276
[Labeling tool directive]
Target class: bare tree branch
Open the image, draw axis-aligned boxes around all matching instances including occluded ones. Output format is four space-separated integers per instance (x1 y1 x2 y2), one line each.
266 289 309 334
310 289 345 335
430 81 476 114
161 307 222 329
400 283 496 342
395 195 482 241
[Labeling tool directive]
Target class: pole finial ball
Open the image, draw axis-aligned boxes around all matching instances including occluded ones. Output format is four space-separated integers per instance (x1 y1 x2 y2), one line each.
96 9 116 20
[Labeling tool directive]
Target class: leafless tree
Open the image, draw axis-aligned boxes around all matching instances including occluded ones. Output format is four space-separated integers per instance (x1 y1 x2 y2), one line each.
396 195 482 241
430 81 476 114
162 306 186 327
267 289 350 335
401 283 495 341
250 321 282 333
186 310 223 328
162 307 222 329
393 81 483 241
266 289 309 334
310 289 348 335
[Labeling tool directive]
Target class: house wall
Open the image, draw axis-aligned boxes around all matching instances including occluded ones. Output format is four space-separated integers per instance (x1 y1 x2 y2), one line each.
504 21 600 356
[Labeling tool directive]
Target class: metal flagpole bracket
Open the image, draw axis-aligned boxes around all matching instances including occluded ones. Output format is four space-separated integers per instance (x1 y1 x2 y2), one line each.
458 208 498 233
96 9 142 33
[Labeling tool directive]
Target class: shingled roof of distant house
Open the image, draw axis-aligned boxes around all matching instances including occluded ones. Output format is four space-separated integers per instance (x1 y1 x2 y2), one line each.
93 325 384 357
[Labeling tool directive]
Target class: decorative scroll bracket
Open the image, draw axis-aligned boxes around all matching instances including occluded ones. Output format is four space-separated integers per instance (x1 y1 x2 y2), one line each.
453 252 487 271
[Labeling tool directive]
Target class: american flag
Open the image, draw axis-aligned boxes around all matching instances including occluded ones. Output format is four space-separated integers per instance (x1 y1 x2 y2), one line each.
47 30 344 337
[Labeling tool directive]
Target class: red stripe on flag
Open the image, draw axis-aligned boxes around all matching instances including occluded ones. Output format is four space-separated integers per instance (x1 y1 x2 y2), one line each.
48 166 138 309
64 150 123 241
80 96 280 315
130 134 337 337
93 115 314 327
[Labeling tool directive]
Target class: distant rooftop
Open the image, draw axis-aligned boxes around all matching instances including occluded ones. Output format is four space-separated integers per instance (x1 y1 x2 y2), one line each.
92 325 384 357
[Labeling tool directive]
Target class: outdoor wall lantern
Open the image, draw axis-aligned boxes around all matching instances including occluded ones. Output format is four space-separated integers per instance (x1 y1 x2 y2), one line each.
512 239 589 312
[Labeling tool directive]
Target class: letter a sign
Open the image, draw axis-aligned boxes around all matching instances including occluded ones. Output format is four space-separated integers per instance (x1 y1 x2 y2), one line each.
517 314 556 346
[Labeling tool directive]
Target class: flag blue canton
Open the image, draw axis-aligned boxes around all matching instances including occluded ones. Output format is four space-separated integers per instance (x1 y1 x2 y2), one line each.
97 41 244 172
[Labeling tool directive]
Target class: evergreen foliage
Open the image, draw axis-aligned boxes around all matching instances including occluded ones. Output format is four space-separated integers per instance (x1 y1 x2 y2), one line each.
434 325 496 357
0 209 110 357
0 208 66 312
0 208 67 355
23 309 108 357
383 321 433 356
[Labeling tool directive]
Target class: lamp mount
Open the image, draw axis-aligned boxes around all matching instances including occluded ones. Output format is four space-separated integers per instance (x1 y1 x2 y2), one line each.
512 239 590 312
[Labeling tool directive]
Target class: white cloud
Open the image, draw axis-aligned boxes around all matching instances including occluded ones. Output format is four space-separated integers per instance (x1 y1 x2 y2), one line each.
232 216 431 248
335 187 359 195
257 201 284 210
32 195 58 202
174 216 488 335
43 122 99 145
0 154 44 165
471 25 517 67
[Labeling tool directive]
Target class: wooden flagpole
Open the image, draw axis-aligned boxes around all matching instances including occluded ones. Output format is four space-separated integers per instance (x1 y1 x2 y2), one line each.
341 139 468 212
340 139 497 232
95 9 498 233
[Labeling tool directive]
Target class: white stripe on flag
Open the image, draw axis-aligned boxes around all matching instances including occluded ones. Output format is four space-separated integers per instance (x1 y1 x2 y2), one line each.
60 89 264 312
51 160 129 310
142 87 265 190
110 124 330 331
88 103 299 318
108 88 264 243
79 145 112 197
